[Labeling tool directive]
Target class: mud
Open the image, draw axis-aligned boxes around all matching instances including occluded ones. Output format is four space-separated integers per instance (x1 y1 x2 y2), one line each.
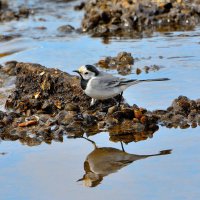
81 0 200 37
0 61 199 146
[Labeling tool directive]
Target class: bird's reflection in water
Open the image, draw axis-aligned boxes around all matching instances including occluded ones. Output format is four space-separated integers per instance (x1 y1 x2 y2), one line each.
78 137 172 187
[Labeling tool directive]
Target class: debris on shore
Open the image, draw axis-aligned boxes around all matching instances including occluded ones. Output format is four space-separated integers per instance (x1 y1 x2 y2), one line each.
0 61 199 146
81 0 200 37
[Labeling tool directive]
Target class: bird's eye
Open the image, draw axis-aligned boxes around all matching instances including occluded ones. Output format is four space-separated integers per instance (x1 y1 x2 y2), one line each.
85 72 89 75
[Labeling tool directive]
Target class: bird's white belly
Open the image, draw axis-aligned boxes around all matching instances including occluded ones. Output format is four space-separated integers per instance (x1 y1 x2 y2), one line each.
85 87 122 100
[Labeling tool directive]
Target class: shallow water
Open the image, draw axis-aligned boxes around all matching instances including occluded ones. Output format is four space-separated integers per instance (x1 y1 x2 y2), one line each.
0 0 200 199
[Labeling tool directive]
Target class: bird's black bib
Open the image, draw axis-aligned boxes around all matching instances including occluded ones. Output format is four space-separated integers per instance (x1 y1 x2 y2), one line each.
80 79 89 90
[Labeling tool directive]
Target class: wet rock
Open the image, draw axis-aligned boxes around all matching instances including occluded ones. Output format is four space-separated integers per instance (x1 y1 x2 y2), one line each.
18 7 31 18
1 60 200 146
57 25 75 33
107 105 118 115
20 137 42 146
109 122 158 144
3 62 91 114
66 121 84 137
81 0 200 38
151 96 200 128
143 65 162 73
0 0 8 9
74 2 85 11
134 109 143 119
56 110 76 125
97 52 134 75
53 125 65 134
83 114 98 126
0 111 6 120
0 3 32 22
34 26 47 30
191 122 197 128
41 100 56 113
2 61 18 76
65 103 80 112
171 114 184 124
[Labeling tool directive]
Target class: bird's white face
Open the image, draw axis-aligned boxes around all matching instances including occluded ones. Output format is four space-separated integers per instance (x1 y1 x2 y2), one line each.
77 66 96 80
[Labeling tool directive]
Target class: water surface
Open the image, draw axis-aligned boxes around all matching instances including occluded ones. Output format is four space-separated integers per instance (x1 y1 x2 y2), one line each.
0 0 200 199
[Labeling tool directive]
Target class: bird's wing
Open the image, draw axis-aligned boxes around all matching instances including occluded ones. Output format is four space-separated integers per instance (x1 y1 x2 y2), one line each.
90 75 136 89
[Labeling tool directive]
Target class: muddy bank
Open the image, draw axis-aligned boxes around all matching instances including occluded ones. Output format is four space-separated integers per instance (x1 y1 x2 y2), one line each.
0 61 199 146
0 0 32 22
81 0 200 37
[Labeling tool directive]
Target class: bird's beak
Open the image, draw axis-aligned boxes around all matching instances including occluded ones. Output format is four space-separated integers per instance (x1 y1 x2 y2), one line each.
73 70 83 79
77 177 84 182
73 70 80 74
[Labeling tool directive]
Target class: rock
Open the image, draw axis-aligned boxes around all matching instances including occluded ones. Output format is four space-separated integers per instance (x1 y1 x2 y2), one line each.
18 7 31 18
83 114 97 126
143 65 162 73
4 62 91 114
171 114 184 124
2 61 18 76
1 60 200 146
74 2 85 11
57 25 75 33
65 104 80 112
56 111 75 125
0 3 32 22
96 52 134 75
107 105 118 115
151 96 200 128
81 0 200 38
134 109 143 119
0 0 8 9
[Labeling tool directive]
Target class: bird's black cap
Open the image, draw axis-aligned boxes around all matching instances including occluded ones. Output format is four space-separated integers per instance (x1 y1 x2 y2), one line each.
85 65 99 76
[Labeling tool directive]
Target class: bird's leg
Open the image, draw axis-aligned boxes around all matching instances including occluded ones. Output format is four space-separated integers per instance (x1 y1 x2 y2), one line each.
90 98 96 106
120 141 125 152
89 98 98 111
82 136 97 149
117 92 123 108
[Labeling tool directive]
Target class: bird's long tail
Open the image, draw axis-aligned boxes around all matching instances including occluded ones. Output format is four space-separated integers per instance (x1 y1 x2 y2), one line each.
139 78 170 82
124 78 170 86
128 149 172 162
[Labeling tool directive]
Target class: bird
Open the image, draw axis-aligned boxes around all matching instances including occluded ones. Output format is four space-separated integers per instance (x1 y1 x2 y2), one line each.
73 65 170 107
77 137 172 187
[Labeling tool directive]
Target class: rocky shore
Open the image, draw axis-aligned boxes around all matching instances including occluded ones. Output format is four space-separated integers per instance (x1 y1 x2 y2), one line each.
0 61 199 146
80 0 200 37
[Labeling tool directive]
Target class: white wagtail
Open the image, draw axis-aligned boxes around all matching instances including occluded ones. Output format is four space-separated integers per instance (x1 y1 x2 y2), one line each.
73 65 169 107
